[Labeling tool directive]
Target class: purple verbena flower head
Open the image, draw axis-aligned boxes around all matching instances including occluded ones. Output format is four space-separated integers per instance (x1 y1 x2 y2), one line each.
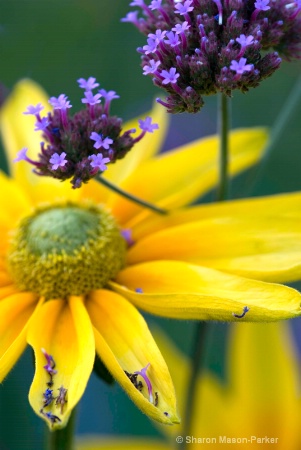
19 78 158 188
124 0 301 113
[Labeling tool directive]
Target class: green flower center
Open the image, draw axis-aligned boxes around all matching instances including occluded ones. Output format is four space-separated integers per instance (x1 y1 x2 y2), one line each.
7 202 126 299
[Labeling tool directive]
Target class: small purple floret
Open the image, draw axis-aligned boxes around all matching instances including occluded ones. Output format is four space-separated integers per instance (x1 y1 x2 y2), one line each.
34 117 50 131
230 58 254 74
49 152 68 170
23 103 44 116
121 229 135 247
81 91 102 106
121 11 140 24
14 147 28 163
134 363 154 403
77 77 100 91
254 0 270 11
143 37 158 54
172 21 191 34
42 348 57 376
138 116 159 133
90 132 113 150
49 94 72 110
88 153 110 171
175 0 194 16
98 89 120 102
236 34 255 47
130 0 145 5
143 59 161 75
150 0 163 10
164 31 180 47
161 67 180 84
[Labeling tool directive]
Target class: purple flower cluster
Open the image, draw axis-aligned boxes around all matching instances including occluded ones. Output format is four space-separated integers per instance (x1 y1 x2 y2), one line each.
17 77 158 188
123 0 301 113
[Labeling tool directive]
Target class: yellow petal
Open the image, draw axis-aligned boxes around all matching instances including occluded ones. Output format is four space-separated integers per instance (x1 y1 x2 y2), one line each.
109 127 267 224
0 268 14 288
76 437 170 450
80 102 169 205
0 171 32 223
112 261 301 321
0 292 40 381
27 296 95 429
130 191 301 240
0 79 50 187
26 179 80 206
85 289 179 425
128 215 301 283
225 323 300 446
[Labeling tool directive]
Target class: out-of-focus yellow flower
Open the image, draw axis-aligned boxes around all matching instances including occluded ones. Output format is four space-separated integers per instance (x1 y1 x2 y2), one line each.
76 321 301 449
0 80 300 430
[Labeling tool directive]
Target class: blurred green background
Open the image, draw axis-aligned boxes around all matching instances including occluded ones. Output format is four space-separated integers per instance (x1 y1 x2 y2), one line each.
0 1 300 449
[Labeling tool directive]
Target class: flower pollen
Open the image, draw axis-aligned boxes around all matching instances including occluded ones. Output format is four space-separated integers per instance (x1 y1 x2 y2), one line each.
7 203 126 299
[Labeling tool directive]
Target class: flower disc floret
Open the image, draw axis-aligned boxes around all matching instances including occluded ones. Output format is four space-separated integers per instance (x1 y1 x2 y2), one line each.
125 0 301 113
7 203 126 299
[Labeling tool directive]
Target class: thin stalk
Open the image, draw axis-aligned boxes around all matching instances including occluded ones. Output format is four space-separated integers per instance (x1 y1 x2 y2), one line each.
180 93 230 450
216 93 230 201
179 322 208 450
45 409 76 450
96 174 168 215
246 75 301 195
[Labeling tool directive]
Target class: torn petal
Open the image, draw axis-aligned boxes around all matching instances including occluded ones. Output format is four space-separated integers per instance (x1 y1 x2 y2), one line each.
27 296 95 429
86 289 179 424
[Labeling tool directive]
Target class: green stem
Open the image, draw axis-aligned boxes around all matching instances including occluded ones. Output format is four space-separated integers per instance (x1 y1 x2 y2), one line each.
96 174 168 215
180 93 230 450
216 93 230 201
179 322 208 450
45 409 77 450
247 74 301 195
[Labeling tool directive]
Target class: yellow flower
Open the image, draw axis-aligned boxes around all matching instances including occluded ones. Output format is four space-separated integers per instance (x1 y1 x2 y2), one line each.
0 79 301 430
76 321 301 450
